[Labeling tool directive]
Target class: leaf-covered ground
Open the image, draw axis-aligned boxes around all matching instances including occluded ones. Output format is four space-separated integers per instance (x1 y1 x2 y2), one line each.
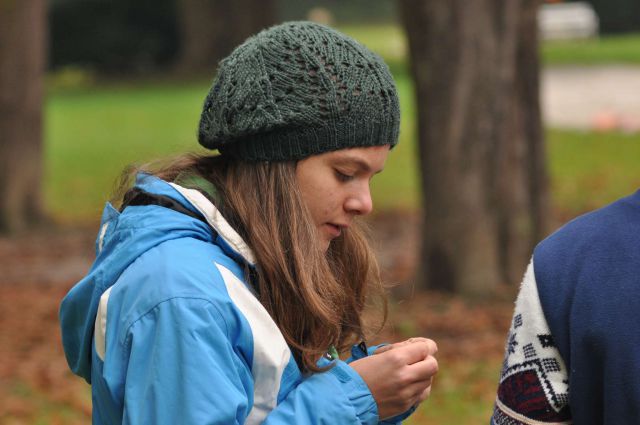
0 214 515 424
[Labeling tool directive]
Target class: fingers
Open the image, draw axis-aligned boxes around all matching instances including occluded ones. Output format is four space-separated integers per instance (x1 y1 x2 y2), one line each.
376 338 438 356
373 344 394 355
390 339 438 365
407 374 435 408
418 383 432 402
392 337 438 356
395 376 434 412
407 354 438 379
406 337 438 356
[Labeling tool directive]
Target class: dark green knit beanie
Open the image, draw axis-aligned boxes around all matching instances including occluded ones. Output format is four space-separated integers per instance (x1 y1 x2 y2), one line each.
198 21 400 161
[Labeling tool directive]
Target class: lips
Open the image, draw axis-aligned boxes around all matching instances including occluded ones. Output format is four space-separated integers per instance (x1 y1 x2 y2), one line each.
325 223 342 238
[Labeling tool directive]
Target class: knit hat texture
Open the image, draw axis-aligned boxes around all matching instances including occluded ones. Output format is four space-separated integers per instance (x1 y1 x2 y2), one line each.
198 21 400 161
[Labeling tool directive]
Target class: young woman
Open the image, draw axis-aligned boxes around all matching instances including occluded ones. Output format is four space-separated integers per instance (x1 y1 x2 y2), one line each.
60 21 438 424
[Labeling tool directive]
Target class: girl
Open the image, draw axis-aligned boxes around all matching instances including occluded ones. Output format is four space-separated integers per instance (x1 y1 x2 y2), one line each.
60 21 438 424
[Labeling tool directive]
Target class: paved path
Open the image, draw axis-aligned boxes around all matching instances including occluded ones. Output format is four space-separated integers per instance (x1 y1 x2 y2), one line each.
542 65 640 130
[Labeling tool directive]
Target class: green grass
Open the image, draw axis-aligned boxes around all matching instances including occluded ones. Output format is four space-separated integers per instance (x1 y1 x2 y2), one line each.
372 72 419 211
339 24 408 73
547 129 640 215
406 361 501 425
542 33 640 66
45 81 210 221
2 381 90 425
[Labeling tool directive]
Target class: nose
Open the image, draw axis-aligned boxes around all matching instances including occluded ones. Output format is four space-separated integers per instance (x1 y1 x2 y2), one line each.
344 183 373 216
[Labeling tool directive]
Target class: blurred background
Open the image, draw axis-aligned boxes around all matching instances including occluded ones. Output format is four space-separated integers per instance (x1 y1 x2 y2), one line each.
1 0 639 423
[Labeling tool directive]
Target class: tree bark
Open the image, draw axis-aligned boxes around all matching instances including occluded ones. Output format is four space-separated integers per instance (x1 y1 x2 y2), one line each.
0 0 47 233
398 0 550 296
175 0 278 76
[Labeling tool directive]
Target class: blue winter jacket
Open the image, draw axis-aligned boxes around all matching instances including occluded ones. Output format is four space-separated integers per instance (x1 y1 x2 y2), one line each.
60 174 412 424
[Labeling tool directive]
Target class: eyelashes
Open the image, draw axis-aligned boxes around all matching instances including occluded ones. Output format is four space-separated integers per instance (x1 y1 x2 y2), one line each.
334 169 355 182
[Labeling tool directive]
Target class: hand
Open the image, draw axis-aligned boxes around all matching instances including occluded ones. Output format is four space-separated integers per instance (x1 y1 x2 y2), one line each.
350 338 438 420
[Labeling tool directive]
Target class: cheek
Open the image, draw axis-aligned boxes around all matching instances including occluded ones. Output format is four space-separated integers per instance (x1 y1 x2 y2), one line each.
307 191 341 223
321 192 342 215
296 165 343 223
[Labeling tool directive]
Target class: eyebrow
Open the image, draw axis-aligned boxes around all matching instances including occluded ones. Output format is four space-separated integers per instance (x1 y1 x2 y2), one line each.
333 156 384 174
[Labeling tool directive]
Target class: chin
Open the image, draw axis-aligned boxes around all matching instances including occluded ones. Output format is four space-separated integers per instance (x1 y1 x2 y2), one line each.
321 239 331 253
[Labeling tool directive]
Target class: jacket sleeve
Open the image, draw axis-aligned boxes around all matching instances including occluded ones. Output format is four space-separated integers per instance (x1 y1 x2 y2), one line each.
121 296 382 425
491 260 571 424
262 358 379 424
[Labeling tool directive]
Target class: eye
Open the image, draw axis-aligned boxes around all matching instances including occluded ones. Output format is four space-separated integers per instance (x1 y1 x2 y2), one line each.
334 169 354 182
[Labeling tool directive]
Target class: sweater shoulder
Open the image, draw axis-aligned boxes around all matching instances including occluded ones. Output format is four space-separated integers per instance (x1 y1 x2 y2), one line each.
535 190 640 262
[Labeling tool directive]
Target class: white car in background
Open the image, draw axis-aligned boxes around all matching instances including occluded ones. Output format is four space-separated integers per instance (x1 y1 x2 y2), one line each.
539 1 599 40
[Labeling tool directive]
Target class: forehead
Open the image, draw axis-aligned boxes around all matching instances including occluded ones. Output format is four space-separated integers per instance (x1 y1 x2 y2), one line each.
322 145 390 171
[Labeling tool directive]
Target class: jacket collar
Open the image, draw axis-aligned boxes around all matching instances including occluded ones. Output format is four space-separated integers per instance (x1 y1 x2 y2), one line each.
167 181 256 266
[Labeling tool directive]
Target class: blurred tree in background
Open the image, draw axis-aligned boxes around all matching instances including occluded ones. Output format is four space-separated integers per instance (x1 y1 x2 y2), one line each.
585 0 640 34
175 0 277 75
49 0 277 76
0 0 47 233
399 0 550 297
49 0 180 75
279 0 397 23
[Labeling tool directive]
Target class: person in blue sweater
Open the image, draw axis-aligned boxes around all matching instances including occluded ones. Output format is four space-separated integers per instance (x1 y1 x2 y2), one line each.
60 21 438 424
492 190 640 424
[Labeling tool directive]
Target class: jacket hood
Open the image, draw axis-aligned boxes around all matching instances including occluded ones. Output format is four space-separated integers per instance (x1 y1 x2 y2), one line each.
59 173 255 382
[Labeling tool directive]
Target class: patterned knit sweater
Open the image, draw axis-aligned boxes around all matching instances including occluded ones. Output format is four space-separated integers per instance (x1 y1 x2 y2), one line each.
492 190 640 424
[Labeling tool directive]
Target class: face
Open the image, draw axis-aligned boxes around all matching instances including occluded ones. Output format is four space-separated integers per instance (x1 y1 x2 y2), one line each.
295 145 391 251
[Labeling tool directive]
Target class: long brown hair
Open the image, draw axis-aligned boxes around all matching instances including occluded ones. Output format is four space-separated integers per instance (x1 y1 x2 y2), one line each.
113 153 387 373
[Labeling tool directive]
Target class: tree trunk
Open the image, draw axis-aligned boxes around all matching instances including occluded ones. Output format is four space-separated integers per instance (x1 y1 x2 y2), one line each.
175 0 278 76
398 0 550 296
0 0 47 233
